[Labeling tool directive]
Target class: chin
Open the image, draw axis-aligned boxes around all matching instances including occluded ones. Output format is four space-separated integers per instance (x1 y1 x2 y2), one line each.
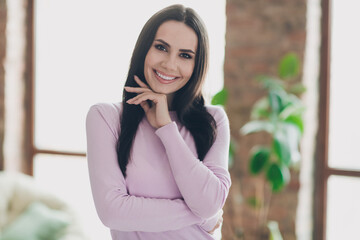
152 87 174 95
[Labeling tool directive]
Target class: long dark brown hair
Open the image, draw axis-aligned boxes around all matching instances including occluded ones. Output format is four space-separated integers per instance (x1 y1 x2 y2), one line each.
117 4 217 177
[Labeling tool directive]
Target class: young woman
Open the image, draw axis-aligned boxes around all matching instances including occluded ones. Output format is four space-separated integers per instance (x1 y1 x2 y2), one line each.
86 4 231 239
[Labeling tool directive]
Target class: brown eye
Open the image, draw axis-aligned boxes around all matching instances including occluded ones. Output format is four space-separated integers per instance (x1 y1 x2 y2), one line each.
180 53 192 59
155 44 166 52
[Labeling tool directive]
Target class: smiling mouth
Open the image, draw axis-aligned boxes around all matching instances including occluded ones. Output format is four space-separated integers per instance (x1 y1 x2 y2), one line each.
154 70 179 82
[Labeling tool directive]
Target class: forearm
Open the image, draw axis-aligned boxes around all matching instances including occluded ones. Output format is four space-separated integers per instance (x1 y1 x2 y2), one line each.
155 111 231 219
90 180 202 232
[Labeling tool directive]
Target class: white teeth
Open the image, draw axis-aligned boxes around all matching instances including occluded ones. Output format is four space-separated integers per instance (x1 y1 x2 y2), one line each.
156 71 176 81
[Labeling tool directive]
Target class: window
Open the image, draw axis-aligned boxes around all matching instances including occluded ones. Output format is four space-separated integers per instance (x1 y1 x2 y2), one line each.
315 0 360 239
32 1 226 239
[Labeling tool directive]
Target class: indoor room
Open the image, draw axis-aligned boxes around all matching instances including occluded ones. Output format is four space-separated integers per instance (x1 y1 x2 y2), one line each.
0 0 359 239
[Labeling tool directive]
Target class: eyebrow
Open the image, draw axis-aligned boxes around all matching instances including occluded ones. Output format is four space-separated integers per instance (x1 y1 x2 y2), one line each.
154 39 196 54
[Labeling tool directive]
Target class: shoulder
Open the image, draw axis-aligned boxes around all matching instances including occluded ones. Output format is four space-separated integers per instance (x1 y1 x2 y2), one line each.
86 102 122 133
88 102 122 117
205 105 228 124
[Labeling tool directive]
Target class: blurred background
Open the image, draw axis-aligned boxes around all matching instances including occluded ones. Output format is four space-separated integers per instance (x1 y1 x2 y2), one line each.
0 0 359 239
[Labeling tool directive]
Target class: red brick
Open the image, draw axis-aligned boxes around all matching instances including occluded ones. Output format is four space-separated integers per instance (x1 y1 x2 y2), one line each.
222 0 306 239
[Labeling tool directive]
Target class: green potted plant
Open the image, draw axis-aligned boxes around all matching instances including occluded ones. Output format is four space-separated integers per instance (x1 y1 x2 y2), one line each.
212 53 305 240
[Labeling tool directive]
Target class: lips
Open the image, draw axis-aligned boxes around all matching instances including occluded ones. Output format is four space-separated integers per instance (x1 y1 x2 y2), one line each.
153 69 179 84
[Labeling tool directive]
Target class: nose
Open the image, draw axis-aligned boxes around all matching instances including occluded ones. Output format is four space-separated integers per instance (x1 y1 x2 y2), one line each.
161 54 177 71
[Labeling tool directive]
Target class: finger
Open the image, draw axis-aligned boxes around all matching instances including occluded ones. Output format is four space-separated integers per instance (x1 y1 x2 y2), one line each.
126 92 147 103
128 92 159 105
134 75 149 88
124 86 151 93
126 92 152 104
208 224 219 235
140 101 150 113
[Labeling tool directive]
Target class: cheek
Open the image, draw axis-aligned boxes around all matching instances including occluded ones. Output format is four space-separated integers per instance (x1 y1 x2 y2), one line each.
182 62 195 79
144 54 152 71
144 49 157 69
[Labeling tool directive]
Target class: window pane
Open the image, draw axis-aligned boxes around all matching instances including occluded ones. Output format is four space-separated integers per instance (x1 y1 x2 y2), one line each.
328 0 360 170
327 176 360 240
33 154 111 240
35 0 225 153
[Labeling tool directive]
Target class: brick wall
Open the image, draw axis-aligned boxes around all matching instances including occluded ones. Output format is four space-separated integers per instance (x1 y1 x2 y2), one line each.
0 0 6 170
222 0 307 239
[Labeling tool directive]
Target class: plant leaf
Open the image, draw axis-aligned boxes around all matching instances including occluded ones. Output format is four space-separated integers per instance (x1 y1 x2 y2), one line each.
273 128 291 166
268 89 289 115
279 102 305 120
284 93 302 106
278 53 300 79
211 88 228 106
268 91 282 115
266 162 290 192
278 95 305 133
256 76 284 91
282 123 301 165
273 123 301 166
249 147 271 174
240 120 274 135
251 97 270 119
228 139 236 169
268 221 284 240
284 114 304 134
289 82 307 95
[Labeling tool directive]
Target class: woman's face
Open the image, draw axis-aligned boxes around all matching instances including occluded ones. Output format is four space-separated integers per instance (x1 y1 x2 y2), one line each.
144 20 198 98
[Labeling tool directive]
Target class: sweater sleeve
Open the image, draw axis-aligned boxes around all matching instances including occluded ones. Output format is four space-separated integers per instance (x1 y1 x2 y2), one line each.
155 107 232 219
86 104 203 232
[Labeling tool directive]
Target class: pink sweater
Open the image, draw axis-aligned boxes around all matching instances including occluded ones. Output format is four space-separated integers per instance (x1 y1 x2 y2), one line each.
86 102 231 240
